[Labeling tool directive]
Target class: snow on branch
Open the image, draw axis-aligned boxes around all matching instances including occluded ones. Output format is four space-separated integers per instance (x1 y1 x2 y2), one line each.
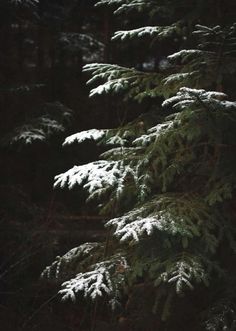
3 101 72 146
59 255 128 306
95 0 161 16
112 215 180 242
54 160 120 192
41 243 101 280
168 49 203 62
133 121 175 147
162 72 199 88
83 63 136 83
54 160 138 206
59 33 104 63
8 117 65 145
107 210 192 243
60 267 113 302
106 195 202 243
63 129 106 145
106 194 219 252
112 25 176 41
95 0 124 6
157 255 208 294
83 63 162 101
162 87 229 110
162 23 236 94
83 63 139 96
193 24 226 37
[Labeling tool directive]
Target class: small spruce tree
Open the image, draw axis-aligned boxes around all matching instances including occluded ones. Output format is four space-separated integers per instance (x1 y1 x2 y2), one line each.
42 0 236 329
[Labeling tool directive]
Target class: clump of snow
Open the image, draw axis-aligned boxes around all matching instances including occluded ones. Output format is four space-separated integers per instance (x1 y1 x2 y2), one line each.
112 25 177 41
10 117 65 145
112 26 160 40
54 160 138 203
168 49 203 61
157 257 207 294
63 129 105 145
54 160 121 192
163 71 198 85
162 87 228 110
41 243 100 279
133 121 174 146
60 266 113 302
89 78 129 96
59 255 128 305
106 198 195 243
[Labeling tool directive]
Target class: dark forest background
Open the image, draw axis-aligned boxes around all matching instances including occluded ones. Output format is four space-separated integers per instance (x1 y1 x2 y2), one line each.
1 1 236 331
0 1 121 330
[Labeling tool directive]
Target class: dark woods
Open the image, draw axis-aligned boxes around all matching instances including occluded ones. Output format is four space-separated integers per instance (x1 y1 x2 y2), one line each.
0 1 236 331
0 1 112 330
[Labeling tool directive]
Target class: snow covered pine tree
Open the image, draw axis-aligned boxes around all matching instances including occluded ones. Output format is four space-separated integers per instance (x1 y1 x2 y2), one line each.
42 1 236 329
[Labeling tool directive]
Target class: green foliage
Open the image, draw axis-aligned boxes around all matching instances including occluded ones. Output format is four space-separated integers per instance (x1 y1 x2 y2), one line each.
43 0 236 329
154 254 209 293
95 0 178 17
58 33 104 62
106 193 221 254
164 24 236 93
112 24 180 41
42 243 104 281
83 63 164 102
2 102 72 146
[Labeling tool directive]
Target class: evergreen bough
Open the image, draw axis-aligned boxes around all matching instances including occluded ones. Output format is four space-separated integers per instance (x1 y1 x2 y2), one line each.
42 0 236 329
